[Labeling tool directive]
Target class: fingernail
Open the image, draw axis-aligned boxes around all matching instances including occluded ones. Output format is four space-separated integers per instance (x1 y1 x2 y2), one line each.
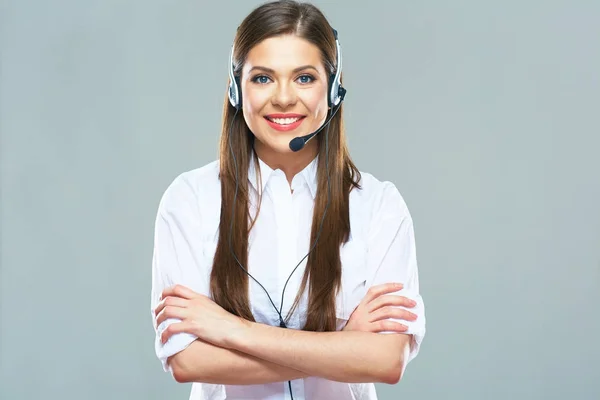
410 300 417 306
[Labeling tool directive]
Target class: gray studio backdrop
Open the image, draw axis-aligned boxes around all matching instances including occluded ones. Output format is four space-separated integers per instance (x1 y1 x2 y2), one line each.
1 1 599 399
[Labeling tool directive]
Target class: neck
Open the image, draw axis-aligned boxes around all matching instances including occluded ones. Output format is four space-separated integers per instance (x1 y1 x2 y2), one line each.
254 139 318 186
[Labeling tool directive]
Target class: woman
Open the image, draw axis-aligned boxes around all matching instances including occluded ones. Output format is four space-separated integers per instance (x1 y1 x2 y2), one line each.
150 1 426 399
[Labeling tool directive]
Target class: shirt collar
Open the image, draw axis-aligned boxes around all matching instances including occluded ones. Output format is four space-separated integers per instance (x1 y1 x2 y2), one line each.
248 151 319 199
297 154 319 198
248 151 275 195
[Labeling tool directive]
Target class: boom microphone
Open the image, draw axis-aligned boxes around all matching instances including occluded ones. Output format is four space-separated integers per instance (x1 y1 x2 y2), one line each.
288 100 344 152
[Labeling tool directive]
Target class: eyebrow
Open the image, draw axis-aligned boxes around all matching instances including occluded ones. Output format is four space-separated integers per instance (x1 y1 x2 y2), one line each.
248 65 320 74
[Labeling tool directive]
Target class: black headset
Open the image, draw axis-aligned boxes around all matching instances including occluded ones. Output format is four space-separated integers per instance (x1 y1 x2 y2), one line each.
225 28 346 400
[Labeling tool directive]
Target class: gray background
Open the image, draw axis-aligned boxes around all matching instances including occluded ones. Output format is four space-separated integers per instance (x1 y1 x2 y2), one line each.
1 0 599 399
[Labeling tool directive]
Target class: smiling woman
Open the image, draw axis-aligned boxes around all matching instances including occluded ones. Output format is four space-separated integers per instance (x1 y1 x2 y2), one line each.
150 1 426 400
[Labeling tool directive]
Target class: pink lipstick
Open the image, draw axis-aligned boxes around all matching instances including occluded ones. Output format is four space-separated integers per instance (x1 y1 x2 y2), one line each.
264 113 306 132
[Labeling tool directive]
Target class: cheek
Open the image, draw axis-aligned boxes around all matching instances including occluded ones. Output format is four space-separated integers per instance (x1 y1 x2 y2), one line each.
304 90 329 120
242 89 270 130
244 90 264 115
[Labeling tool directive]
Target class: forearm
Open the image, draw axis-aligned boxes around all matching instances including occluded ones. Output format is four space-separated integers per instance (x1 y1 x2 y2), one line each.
229 322 411 384
169 338 310 385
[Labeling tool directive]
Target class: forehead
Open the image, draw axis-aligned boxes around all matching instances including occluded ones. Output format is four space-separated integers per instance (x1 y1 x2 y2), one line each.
243 35 324 73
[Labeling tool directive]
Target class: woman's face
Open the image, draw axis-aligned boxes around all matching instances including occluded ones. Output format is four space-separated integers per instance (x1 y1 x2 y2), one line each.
241 34 329 160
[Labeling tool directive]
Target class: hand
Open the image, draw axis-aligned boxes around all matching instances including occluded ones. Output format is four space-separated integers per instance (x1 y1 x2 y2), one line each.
154 284 248 348
342 282 418 333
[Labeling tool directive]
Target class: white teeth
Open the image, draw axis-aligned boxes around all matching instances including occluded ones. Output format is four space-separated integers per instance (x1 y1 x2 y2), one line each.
269 117 301 125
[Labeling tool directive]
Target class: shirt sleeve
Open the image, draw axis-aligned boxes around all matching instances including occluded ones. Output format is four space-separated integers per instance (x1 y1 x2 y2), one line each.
150 174 209 372
364 182 426 365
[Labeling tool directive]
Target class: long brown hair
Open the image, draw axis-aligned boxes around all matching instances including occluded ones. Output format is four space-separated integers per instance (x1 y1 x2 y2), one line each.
210 0 361 332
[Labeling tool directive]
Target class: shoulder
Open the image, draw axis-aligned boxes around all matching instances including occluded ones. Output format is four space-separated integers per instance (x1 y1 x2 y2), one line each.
157 160 221 215
350 169 411 222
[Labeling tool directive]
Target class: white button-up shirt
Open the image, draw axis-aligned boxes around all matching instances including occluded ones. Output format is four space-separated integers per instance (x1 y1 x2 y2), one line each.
151 154 426 400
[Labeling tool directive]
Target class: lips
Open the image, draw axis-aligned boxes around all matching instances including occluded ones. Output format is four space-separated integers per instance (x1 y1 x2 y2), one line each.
264 114 306 132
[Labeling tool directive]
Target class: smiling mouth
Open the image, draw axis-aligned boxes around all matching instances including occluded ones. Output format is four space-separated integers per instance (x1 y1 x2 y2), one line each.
264 116 305 125
263 115 306 132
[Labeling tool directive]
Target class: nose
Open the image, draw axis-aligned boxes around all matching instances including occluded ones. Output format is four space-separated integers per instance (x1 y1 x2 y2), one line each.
271 82 297 108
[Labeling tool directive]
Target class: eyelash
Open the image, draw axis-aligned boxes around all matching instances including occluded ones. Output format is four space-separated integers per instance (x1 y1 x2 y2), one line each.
250 74 316 85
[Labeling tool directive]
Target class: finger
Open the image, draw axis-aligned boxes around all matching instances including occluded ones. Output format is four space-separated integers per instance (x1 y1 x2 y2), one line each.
160 321 193 344
154 295 189 316
161 284 197 301
156 305 189 328
369 306 418 323
368 294 417 312
374 320 409 333
363 283 404 304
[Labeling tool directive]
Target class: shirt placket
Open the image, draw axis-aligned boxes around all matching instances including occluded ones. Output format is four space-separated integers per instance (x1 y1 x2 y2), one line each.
272 172 306 400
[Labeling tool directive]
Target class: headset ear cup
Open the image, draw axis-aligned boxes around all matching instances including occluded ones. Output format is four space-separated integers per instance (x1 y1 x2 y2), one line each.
229 76 241 109
328 73 336 107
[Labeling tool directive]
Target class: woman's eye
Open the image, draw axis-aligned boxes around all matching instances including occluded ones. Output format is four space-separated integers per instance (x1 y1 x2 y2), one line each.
297 75 314 84
252 75 271 84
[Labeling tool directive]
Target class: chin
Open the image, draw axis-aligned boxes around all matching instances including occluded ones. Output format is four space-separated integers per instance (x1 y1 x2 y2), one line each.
261 127 303 149
252 134 296 155
252 119 318 155
270 136 296 153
